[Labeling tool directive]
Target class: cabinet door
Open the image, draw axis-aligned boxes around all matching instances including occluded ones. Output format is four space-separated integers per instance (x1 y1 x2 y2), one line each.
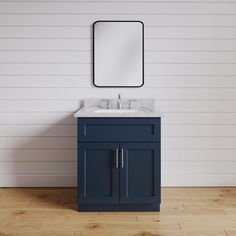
78 143 119 204
120 143 160 204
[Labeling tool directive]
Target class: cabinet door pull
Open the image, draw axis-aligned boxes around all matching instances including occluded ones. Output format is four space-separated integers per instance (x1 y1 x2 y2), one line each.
121 149 124 168
115 149 119 168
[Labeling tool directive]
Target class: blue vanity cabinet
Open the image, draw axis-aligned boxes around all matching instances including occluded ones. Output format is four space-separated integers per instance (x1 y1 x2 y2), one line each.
77 118 161 212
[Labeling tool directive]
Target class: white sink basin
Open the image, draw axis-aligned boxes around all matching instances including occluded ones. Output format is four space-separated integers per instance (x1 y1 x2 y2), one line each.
93 108 139 113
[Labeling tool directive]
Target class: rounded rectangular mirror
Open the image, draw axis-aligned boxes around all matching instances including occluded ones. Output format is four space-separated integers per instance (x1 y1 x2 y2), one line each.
93 21 144 87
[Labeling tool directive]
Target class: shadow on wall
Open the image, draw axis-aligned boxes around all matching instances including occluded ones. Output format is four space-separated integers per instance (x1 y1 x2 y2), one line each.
2 113 79 210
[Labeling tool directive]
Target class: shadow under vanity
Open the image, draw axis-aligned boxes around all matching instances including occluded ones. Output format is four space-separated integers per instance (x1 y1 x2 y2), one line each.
74 96 161 211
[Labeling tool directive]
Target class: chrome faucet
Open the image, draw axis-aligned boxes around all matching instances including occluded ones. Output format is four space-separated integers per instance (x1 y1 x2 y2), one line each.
117 94 122 109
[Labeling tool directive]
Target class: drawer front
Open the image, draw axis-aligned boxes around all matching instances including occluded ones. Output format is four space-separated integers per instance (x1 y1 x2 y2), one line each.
78 118 160 142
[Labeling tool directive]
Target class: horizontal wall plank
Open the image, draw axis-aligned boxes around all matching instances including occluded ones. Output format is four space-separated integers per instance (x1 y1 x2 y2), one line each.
0 161 76 174
0 100 80 112
0 26 91 38
2 0 236 3
147 27 236 39
0 174 76 187
1 63 236 76
163 162 236 174
162 137 236 149
0 173 235 187
1 76 236 88
0 124 76 137
0 149 76 162
1 137 236 150
0 63 91 75
146 76 236 88
1 14 236 27
145 39 236 51
146 64 236 76
0 137 76 149
1 149 235 163
146 51 236 63
164 113 236 125
162 173 236 186
0 76 90 87
1 112 236 125
2 26 236 39
1 100 236 113
1 39 236 51
1 2 236 14
159 76 236 89
2 0 236 2
1 88 236 100
0 113 75 125
0 51 91 63
0 38 90 50
0 148 235 164
2 51 236 64
1 124 236 137
162 124 236 137
2 149 235 163
0 172 234 187
0 161 235 175
162 149 236 162
158 101 236 112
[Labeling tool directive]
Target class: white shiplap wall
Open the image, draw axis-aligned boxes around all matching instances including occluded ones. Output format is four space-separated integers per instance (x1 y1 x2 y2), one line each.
0 0 236 187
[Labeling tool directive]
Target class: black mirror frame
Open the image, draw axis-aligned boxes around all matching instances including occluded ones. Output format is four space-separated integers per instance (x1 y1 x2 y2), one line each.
92 20 144 88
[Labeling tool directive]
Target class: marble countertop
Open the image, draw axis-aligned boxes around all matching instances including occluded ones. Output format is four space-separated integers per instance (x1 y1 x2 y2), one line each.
74 98 162 117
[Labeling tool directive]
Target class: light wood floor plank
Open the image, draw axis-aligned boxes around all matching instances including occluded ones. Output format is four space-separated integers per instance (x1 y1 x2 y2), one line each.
179 219 236 231
224 209 236 216
226 230 236 236
108 230 227 236
0 232 81 236
0 188 235 236
41 222 180 232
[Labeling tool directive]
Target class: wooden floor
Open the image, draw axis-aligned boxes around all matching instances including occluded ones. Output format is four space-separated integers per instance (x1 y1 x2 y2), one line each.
0 188 235 236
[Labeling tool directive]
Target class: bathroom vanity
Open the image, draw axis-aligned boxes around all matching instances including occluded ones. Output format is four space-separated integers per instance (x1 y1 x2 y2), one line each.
74 97 161 211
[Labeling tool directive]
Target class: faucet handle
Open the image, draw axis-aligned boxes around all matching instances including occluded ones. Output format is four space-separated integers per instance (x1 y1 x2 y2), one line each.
101 99 111 109
128 99 137 109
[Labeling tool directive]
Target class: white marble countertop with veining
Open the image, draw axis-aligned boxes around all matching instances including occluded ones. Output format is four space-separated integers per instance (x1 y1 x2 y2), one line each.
74 98 162 118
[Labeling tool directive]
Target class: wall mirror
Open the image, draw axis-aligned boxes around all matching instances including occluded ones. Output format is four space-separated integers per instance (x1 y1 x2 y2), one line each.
93 21 144 87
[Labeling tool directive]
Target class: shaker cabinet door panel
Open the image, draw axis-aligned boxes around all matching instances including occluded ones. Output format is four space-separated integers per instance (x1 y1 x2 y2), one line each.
78 142 119 204
119 143 160 204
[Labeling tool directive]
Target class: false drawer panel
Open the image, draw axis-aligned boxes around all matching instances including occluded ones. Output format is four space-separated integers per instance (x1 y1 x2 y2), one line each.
78 118 160 142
